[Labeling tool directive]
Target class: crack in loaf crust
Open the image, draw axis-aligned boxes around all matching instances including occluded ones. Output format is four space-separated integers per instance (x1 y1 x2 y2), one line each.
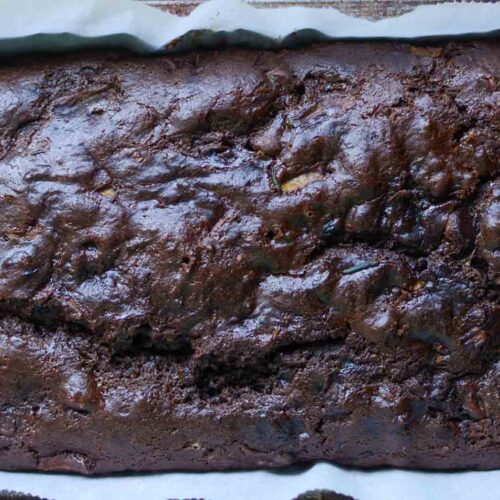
0 41 499 474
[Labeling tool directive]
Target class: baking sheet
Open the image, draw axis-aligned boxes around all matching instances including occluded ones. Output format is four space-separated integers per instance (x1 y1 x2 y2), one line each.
0 0 499 499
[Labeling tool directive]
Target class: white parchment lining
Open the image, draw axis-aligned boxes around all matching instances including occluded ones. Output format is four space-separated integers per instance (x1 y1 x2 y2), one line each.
0 0 500 54
0 0 499 499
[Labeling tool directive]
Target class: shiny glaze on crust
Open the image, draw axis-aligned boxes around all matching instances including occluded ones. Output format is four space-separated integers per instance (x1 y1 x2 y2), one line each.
0 41 498 473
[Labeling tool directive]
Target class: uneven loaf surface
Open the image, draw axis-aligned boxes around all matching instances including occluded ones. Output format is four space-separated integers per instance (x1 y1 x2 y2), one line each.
0 41 499 474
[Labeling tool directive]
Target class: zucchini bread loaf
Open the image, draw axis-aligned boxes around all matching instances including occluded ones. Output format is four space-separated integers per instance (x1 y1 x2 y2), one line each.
0 40 498 473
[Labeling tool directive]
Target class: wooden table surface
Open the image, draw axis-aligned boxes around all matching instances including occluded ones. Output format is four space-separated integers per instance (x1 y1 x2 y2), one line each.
143 0 497 19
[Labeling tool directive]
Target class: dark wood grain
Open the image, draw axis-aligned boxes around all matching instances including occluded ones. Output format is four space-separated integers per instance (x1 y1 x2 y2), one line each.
143 0 497 19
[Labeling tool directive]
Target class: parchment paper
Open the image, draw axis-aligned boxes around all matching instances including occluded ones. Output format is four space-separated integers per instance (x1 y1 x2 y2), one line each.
1 462 500 500
0 0 500 55
0 1 499 499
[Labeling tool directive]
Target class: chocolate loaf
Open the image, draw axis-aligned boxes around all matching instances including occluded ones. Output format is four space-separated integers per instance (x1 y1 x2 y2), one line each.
0 40 498 474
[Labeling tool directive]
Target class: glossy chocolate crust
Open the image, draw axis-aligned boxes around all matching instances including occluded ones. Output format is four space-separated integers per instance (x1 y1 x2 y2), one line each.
0 41 499 474
294 491 355 500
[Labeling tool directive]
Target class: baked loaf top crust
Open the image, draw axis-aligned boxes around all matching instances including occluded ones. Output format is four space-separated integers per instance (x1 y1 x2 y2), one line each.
0 41 498 473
